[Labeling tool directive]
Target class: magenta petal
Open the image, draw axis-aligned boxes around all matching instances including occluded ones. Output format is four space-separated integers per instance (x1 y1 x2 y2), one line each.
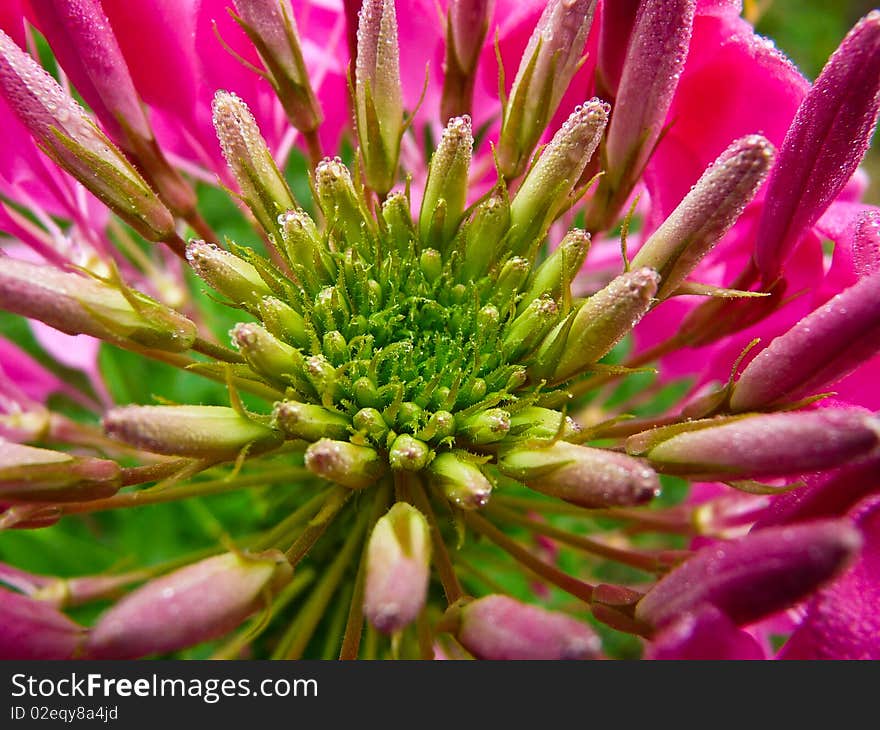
0 587 85 659
779 497 880 659
646 603 765 660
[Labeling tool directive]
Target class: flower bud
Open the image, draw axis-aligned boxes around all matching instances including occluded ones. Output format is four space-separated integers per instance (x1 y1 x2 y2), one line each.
507 406 581 442
502 296 559 361
364 502 432 633
441 0 493 121
213 91 297 236
632 410 880 481
451 595 601 660
645 604 764 660
596 0 640 100
103 405 282 458
730 271 880 411
420 115 473 249
30 0 196 217
0 587 86 659
457 408 511 445
382 191 416 255
304 438 387 489
546 267 659 383
232 0 322 134
0 29 176 243
755 11 880 283
459 192 511 281
428 451 492 509
353 407 389 443
635 521 861 629
498 441 659 508
273 401 350 442
498 0 598 179
0 257 196 351
590 0 695 230
186 240 273 310
230 322 307 387
416 410 456 443
276 209 336 292
632 135 775 299
314 157 376 251
491 257 530 306
86 550 292 659
355 0 404 195
388 434 431 471
509 100 609 255
520 229 591 307
0 441 120 503
259 296 309 349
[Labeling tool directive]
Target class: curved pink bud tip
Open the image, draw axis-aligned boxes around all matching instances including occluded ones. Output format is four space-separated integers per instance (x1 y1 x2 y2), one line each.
458 595 601 660
0 588 86 659
639 409 880 481
86 551 292 659
636 520 861 629
596 0 640 99
755 12 880 282
363 503 431 634
645 604 765 660
779 497 880 659
731 271 880 411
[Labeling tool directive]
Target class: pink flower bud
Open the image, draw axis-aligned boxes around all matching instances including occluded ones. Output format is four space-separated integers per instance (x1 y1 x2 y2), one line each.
645 604 764 660
441 0 493 121
0 587 86 659
86 550 292 659
596 0 640 100
498 441 659 509
0 257 196 351
428 451 493 510
592 0 695 228
755 12 880 283
364 502 431 633
186 240 273 310
0 29 176 242
632 135 775 299
635 520 862 629
0 440 120 502
730 271 880 411
103 405 283 458
454 595 601 660
632 410 880 481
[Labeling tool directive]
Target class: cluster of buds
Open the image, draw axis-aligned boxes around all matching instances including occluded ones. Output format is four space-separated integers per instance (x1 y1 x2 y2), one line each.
0 0 879 661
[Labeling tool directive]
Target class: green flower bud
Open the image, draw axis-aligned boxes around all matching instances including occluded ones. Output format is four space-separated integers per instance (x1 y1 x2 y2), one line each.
428 451 493 509
259 296 310 349
508 99 609 256
507 406 581 441
353 407 389 443
103 405 282 458
420 115 473 249
498 441 660 508
416 410 457 443
272 401 351 442
551 267 659 383
230 322 307 387
457 408 511 444
382 192 416 255
502 295 559 361
498 0 599 179
419 248 444 282
314 157 376 252
459 192 511 281
388 434 432 471
520 229 591 308
212 91 296 236
304 438 387 489
0 257 196 351
355 0 404 195
492 257 531 307
276 209 336 293
0 442 120 503
353 377 383 409
187 241 273 311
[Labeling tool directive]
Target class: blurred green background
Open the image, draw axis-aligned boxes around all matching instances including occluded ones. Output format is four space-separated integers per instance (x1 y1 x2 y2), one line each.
754 0 880 201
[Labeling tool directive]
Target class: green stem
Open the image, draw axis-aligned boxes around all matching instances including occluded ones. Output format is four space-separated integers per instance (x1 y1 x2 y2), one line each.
339 480 392 660
275 497 372 659
192 337 245 364
462 512 595 603
284 485 352 567
409 478 464 604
